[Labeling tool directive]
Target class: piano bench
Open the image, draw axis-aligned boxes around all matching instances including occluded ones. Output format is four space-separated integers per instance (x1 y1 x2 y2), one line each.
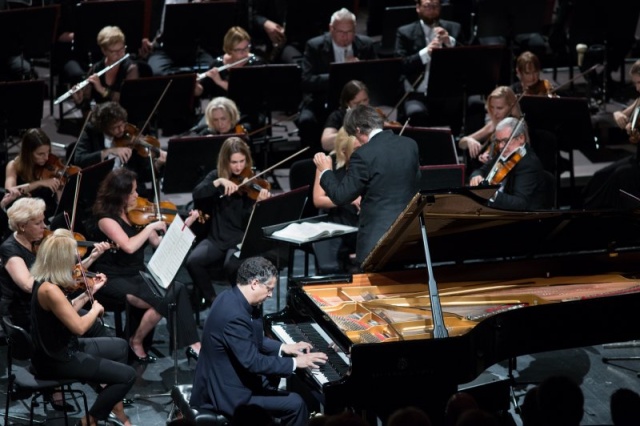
168 384 231 426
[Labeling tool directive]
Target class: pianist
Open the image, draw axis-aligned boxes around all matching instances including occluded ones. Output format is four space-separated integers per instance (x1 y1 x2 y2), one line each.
190 257 328 426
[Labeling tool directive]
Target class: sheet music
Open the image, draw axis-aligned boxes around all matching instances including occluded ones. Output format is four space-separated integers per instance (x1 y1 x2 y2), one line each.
147 215 195 289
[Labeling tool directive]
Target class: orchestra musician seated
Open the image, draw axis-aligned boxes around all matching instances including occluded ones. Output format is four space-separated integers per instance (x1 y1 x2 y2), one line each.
321 80 370 152
189 96 246 137
469 117 554 211
512 51 558 97
186 137 271 306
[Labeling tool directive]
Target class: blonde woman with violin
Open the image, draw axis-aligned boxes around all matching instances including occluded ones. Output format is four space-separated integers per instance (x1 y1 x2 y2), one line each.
88 168 202 364
186 137 271 306
74 102 166 200
30 228 136 426
458 86 522 175
192 96 244 136
4 129 65 220
313 128 361 273
469 117 552 211
0 198 112 411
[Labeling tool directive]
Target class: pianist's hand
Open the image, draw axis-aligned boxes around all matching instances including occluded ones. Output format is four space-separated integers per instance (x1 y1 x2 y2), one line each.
295 351 328 370
282 342 313 356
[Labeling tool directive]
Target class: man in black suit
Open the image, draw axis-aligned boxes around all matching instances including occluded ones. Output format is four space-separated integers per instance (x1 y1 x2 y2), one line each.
469 117 553 211
299 7 377 153
313 105 420 265
395 0 462 128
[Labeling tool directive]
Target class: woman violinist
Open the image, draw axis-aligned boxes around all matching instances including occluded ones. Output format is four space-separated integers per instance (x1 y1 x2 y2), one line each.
186 137 271 305
191 96 246 136
30 228 136 426
468 117 553 211
74 101 167 200
512 51 558 97
321 80 370 152
4 128 66 219
0 198 112 411
458 86 522 174
88 168 202 363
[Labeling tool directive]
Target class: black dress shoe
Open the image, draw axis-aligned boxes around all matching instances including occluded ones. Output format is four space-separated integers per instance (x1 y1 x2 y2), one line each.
45 394 75 412
185 347 199 365
129 345 157 363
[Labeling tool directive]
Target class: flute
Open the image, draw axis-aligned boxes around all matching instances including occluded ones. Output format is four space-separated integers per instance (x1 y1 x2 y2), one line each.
54 53 131 105
196 54 254 81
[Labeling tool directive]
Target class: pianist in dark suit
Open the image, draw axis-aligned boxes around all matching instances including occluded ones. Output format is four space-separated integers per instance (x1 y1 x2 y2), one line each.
190 257 328 426
469 117 554 211
313 105 421 265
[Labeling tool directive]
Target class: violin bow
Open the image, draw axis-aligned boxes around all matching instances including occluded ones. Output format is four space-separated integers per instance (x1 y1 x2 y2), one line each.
134 79 173 156
384 72 425 123
65 110 92 170
399 117 411 136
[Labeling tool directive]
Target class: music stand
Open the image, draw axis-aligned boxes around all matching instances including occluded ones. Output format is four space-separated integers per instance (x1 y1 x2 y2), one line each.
328 58 403 111
120 74 195 135
162 1 237 67
73 0 144 64
386 125 460 166
0 5 58 110
162 135 244 194
519 96 596 206
378 5 416 57
427 45 506 135
419 164 466 190
0 80 44 163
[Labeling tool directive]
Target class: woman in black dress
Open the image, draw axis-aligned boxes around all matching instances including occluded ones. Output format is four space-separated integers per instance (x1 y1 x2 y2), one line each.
89 168 201 363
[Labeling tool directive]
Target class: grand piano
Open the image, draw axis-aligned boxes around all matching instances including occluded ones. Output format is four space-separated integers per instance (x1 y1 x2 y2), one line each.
265 187 640 423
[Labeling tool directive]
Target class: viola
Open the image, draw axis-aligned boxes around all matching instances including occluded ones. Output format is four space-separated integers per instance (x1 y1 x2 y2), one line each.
35 154 81 185
485 145 527 185
230 167 271 201
114 123 162 158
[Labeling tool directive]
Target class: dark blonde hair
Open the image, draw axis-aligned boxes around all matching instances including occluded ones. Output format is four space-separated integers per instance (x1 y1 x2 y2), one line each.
14 128 51 183
223 26 251 55
515 51 541 74
216 137 252 179
30 228 77 289
485 86 522 118
333 127 357 169
97 26 125 49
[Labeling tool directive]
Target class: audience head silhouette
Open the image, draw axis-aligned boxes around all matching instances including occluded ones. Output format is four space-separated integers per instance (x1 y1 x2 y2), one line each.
537 375 584 426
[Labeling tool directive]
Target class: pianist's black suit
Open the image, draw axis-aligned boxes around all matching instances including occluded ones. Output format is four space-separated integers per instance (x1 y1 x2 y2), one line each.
320 129 420 264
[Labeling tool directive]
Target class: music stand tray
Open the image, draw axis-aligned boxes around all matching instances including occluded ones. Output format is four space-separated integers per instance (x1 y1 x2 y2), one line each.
328 58 403 111
228 64 302 115
162 135 244 194
73 0 144 62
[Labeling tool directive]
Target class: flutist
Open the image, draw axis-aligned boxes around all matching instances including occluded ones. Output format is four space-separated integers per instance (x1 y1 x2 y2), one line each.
56 26 138 112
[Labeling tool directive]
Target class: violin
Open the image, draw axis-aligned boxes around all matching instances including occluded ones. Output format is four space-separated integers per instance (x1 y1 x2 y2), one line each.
230 167 271 201
629 104 640 144
485 145 527 185
376 108 401 127
35 154 81 185
34 229 117 257
127 197 209 227
67 264 98 293
114 123 162 158
235 124 248 135
524 79 556 97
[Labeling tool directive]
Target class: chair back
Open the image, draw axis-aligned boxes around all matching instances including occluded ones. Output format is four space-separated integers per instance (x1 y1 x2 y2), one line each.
2 317 34 361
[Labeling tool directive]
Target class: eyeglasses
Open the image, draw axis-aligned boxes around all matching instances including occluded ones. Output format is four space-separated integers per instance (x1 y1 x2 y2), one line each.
232 44 251 53
260 282 275 293
419 2 441 9
106 45 127 54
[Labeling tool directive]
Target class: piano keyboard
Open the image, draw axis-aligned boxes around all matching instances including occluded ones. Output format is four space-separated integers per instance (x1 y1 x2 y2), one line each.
271 322 351 385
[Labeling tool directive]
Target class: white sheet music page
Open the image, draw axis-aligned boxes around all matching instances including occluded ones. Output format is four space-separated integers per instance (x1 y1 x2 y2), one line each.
147 215 195 289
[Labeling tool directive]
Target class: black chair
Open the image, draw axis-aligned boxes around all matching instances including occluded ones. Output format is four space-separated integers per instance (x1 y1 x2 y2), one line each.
2 316 90 426
168 384 230 426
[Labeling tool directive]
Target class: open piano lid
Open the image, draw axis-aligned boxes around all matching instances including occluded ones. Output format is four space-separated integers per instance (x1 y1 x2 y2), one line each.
361 187 640 273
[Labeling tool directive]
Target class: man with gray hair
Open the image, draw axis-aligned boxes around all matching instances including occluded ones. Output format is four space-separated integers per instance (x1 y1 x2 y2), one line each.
299 8 377 153
469 116 553 210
